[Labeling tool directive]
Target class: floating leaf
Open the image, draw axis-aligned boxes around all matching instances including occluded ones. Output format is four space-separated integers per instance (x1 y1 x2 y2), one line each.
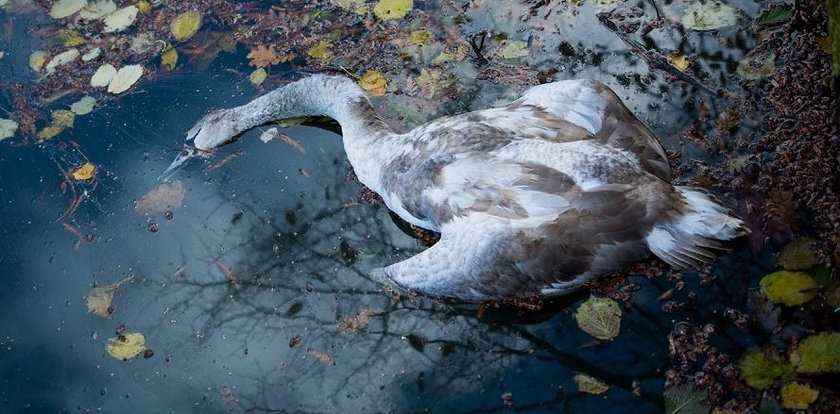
170 11 202 41
431 52 463 65
416 68 455 99
106 332 146 360
161 46 178 70
79 0 115 20
90 63 117 87
54 29 86 47
738 350 795 389
0 118 17 140
70 96 96 115
135 0 150 14
50 0 87 19
37 110 75 139
45 48 80 74
332 0 366 14
737 51 776 80
135 180 185 215
373 0 412 20
756 5 793 27
107 64 144 94
681 1 740 31
777 237 818 270
81 47 101 62
337 308 372 334
664 384 710 414
789 332 840 373
780 382 818 410
86 276 132 317
29 51 47 72
247 44 291 67
358 69 388 96
307 349 334 364
249 67 267 85
72 162 96 181
667 53 691 72
572 374 609 394
306 40 333 61
102 6 138 33
759 270 817 306
499 40 528 59
574 296 621 340
410 30 433 46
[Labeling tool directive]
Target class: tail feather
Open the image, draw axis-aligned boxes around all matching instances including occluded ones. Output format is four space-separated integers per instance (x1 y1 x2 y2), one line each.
646 187 748 269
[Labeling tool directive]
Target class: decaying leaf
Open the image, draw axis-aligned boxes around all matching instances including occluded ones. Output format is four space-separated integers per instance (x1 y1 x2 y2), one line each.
780 382 819 410
54 29 86 47
247 44 291 67
135 180 185 215
358 70 388 96
0 118 17 140
91 63 117 87
759 270 818 306
70 96 96 115
50 0 87 19
667 53 691 71
37 110 76 139
663 384 710 414
45 48 80 74
572 373 610 394
410 30 432 46
82 47 101 62
171 11 202 41
107 64 144 94
161 46 178 70
574 295 621 340
737 51 776 80
373 0 412 20
29 51 47 72
416 68 455 99
789 332 840 373
307 349 334 364
738 350 795 389
681 1 740 31
332 0 366 14
776 237 818 270
249 67 267 85
499 40 528 59
102 5 139 33
80 0 116 20
71 162 96 181
86 276 132 317
307 40 333 61
106 332 146 360
337 308 372 334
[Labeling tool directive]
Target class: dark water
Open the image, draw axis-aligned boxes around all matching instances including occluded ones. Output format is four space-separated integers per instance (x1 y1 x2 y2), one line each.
0 1 777 413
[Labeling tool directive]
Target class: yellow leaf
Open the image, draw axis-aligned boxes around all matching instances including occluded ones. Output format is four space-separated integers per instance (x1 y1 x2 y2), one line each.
247 44 292 67
777 237 818 270
161 46 178 70
780 382 818 410
574 296 622 340
249 67 267 85
72 162 96 181
307 40 333 61
29 51 47 72
106 332 146 360
358 69 388 96
409 30 432 46
136 0 151 14
170 11 202 41
37 110 76 139
86 276 133 317
667 53 691 71
373 0 413 20
759 270 817 306
54 29 86 47
572 374 610 394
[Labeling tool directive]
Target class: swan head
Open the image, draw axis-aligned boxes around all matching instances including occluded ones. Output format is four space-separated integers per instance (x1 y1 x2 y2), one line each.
159 109 241 181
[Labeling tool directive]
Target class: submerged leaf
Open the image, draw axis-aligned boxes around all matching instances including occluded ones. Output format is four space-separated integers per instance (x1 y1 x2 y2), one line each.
373 0 413 20
72 162 96 181
86 276 132 317
780 382 818 410
409 30 433 46
161 46 178 70
759 270 817 306
663 384 710 414
0 118 18 140
107 64 144 94
667 53 691 71
249 67 267 85
37 110 76 139
789 332 840 373
171 11 202 41
572 374 609 394
738 350 795 389
50 0 87 19
306 40 333 61
90 63 117 87
29 51 48 72
681 1 740 31
574 296 621 340
106 332 146 360
499 40 528 59
737 51 776 80
755 5 793 27
102 6 138 33
135 180 185 215
777 237 818 270
247 44 291 67
70 96 96 115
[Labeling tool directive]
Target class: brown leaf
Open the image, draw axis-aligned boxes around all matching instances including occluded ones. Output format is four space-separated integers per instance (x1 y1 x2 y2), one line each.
135 180 185 215
247 44 293 68
307 349 333 364
337 308 372 334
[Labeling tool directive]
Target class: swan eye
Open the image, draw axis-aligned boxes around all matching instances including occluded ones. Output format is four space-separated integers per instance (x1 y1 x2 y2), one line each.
181 149 191 156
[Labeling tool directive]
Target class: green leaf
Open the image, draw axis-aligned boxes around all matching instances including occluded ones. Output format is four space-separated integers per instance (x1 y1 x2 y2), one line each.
789 332 840 373
755 5 793 27
777 237 818 270
574 296 621 340
663 384 710 414
738 350 795 389
759 270 818 306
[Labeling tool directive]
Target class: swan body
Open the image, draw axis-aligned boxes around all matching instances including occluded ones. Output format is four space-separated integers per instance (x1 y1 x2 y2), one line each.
171 74 746 302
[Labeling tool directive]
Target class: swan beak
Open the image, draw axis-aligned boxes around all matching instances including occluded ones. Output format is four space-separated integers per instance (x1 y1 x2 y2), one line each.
159 146 197 182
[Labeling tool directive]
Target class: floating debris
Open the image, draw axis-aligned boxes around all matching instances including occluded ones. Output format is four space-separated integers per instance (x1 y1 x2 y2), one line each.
85 276 132 317
71 162 96 181
135 180 185 215
681 1 740 31
574 295 621 340
106 332 146 360
759 270 818 306
572 373 610 394
667 53 691 72
70 96 96 115
37 110 75 139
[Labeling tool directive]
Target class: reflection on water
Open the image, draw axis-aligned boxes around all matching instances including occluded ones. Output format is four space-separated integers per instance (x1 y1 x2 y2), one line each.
0 0 803 413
